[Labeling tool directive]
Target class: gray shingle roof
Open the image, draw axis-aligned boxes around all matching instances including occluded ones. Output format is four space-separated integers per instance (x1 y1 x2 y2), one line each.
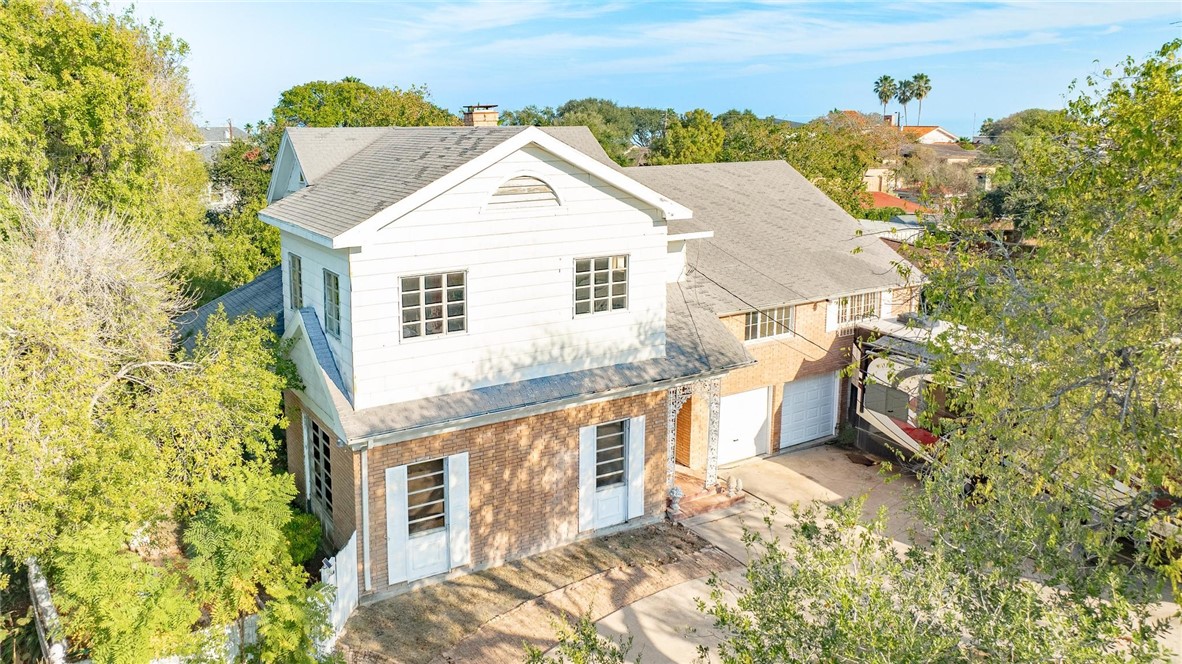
624 161 915 314
296 308 349 399
176 266 284 350
332 283 751 442
264 126 620 240
264 126 529 238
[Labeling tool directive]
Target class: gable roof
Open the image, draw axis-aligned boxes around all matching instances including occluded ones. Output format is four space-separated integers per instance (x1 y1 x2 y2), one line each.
625 161 917 314
901 125 959 142
262 125 667 247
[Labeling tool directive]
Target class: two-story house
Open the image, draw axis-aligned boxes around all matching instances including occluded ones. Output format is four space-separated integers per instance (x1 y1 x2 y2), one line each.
184 120 916 602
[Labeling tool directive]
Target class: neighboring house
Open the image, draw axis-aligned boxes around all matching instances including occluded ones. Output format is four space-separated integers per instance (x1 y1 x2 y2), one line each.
195 124 248 210
866 191 929 214
188 117 917 602
901 125 960 144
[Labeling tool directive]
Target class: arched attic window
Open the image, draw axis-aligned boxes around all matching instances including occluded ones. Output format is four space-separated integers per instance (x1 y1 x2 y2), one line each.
486 175 560 210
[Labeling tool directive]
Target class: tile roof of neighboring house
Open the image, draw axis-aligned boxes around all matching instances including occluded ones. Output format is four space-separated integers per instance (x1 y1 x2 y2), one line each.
899 142 981 161
266 126 620 240
868 191 929 213
331 283 751 442
176 266 283 350
624 161 916 315
901 125 958 141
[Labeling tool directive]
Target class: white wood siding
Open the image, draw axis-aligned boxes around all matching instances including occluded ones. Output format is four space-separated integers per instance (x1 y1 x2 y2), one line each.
281 231 355 395
347 146 668 409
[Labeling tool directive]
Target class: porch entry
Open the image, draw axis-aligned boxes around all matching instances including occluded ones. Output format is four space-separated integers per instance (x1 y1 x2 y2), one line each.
579 416 646 531
385 452 471 585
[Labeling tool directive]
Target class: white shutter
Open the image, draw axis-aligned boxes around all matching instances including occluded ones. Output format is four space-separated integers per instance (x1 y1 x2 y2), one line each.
578 425 596 532
826 300 840 332
881 290 893 319
446 452 471 569
627 415 646 520
385 465 409 585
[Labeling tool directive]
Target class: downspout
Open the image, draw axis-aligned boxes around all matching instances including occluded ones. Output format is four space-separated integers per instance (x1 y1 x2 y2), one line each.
361 448 372 592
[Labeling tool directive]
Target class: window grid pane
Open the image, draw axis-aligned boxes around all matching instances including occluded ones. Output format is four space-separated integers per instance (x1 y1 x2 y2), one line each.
323 270 341 338
290 254 303 309
837 291 882 327
744 306 794 341
595 421 627 488
407 459 446 536
401 272 466 339
575 256 627 316
309 420 333 521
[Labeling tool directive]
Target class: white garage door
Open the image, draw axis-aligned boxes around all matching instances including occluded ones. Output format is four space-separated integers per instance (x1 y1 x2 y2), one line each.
719 387 770 465
781 372 838 448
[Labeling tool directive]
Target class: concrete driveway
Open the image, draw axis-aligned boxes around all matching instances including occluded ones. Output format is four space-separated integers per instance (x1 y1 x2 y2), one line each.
594 444 918 663
593 444 1182 663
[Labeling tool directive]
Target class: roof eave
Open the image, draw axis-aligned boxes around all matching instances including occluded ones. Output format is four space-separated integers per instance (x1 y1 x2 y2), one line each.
330 126 693 249
259 211 336 248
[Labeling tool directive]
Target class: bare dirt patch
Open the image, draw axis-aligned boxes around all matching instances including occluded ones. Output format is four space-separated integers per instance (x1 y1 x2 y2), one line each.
339 522 710 663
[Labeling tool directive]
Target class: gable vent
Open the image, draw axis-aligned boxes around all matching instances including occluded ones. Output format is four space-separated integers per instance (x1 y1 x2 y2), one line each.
487 176 559 209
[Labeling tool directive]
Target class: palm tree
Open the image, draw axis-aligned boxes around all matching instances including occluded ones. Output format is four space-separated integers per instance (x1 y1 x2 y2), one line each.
896 79 916 126
911 73 932 124
873 75 897 120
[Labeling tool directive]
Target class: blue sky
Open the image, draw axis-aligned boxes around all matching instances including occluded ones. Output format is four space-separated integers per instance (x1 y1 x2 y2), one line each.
125 1 1181 137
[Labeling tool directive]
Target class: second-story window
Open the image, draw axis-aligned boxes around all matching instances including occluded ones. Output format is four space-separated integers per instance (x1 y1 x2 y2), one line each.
744 305 794 341
575 256 627 315
401 272 466 339
290 253 303 309
323 270 341 338
837 291 882 328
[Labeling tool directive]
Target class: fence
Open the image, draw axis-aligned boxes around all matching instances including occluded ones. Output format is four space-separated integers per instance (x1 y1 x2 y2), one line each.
319 531 360 653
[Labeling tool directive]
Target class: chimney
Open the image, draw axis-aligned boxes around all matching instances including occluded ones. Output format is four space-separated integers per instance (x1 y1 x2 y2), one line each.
884 114 896 128
463 104 499 127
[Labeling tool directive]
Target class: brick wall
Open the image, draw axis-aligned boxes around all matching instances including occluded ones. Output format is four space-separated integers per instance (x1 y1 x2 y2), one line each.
284 392 360 551
365 389 668 593
716 287 918 453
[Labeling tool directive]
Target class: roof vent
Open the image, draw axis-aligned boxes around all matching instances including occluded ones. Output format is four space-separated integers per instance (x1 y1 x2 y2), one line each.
463 104 499 127
488 176 559 209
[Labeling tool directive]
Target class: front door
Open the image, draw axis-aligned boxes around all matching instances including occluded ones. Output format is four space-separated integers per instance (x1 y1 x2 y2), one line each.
405 459 450 581
592 420 629 529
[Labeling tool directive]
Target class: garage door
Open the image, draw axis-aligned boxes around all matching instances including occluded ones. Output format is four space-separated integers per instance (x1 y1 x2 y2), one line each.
718 387 770 465
781 372 838 448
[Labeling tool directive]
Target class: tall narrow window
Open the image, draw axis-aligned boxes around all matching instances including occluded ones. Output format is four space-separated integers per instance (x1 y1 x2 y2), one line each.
401 272 466 339
744 306 794 341
595 421 627 488
323 270 341 338
308 419 333 523
407 459 447 535
575 256 628 315
289 253 303 309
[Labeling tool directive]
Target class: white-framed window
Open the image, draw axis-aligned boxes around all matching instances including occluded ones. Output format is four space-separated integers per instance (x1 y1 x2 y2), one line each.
837 291 882 328
406 458 446 536
595 420 627 489
744 306 794 341
575 255 628 315
400 272 466 339
323 270 341 338
308 419 333 524
289 253 303 309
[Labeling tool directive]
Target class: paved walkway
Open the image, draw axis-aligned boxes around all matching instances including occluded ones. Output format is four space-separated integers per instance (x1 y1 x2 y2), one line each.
432 547 737 664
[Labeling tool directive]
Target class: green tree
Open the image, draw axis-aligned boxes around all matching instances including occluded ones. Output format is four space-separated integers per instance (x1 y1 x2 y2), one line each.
270 78 458 130
910 37 1182 655
873 75 897 118
648 109 724 165
523 611 634 664
896 79 916 125
500 105 558 127
911 73 932 124
975 108 1079 224
698 501 1169 662
0 0 211 288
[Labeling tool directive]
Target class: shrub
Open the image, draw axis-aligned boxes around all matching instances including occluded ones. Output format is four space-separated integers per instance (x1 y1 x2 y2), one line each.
284 511 323 566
